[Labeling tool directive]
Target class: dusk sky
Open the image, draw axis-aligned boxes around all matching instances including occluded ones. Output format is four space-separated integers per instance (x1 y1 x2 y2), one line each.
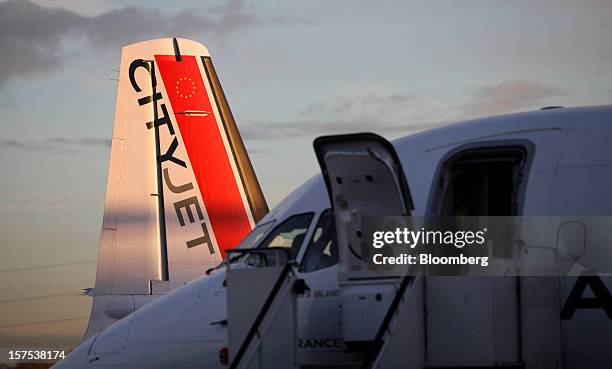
1 0 611 348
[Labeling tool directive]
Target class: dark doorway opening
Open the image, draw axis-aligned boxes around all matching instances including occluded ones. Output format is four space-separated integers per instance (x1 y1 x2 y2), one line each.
437 146 527 217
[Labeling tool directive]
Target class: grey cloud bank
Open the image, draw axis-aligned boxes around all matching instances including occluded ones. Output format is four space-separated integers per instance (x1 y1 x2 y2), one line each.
240 80 568 141
2 136 110 152
463 79 567 117
0 0 307 89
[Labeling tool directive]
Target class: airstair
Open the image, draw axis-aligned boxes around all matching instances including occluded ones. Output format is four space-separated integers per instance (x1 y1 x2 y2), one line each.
224 244 420 369
225 246 376 369
225 248 304 369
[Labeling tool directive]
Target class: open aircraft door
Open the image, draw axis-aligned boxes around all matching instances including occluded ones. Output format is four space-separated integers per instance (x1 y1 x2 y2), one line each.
313 133 415 346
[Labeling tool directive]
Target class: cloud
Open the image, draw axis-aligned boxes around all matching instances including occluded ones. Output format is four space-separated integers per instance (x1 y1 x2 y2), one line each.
240 92 450 140
30 0 111 16
1 136 110 153
239 80 569 141
0 0 308 88
461 79 566 118
240 118 442 141
0 1 84 89
245 147 269 155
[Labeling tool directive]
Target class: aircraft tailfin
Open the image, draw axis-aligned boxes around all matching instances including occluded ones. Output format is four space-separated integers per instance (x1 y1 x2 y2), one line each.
85 38 268 338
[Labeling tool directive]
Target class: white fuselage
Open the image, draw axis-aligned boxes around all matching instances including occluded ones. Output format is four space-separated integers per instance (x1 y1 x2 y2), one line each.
55 105 612 368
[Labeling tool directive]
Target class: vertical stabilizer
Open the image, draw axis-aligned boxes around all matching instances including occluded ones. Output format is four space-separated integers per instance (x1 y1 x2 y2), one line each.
85 38 268 338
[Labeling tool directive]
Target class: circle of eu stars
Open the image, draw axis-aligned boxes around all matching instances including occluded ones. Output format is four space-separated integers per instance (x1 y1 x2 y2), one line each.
175 76 196 99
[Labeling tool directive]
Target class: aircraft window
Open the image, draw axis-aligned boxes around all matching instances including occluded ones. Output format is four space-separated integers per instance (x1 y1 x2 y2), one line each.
256 213 314 260
235 220 276 249
300 210 339 273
